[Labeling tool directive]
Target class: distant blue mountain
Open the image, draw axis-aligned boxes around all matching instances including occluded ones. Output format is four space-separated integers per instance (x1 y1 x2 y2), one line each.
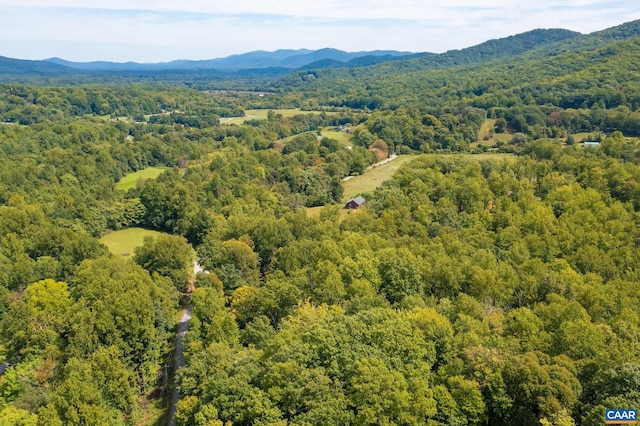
0 27 583 77
301 52 432 70
43 48 418 72
0 56 76 75
278 48 414 68
45 58 150 71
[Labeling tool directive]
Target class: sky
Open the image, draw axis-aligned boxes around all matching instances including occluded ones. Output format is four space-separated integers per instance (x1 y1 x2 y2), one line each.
1 1 639 63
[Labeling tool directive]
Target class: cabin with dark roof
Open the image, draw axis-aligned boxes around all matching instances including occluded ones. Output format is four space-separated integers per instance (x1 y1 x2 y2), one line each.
345 196 366 209
0 363 10 375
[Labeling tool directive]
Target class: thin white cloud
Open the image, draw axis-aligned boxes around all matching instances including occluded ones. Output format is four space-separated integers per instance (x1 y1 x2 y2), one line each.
1 0 634 20
0 1 638 61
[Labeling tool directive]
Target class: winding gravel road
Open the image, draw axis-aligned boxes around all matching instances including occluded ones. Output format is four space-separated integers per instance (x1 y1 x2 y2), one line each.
168 261 201 425
168 306 192 426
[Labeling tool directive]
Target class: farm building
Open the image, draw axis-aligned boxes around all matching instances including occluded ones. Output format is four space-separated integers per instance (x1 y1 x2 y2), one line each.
345 196 366 209
0 363 9 375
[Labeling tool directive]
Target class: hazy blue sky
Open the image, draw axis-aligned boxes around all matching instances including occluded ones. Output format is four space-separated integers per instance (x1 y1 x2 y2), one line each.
1 1 639 62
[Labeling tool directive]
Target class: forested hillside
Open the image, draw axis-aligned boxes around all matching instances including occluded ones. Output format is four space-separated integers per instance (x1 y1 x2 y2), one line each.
273 20 640 143
1 19 640 426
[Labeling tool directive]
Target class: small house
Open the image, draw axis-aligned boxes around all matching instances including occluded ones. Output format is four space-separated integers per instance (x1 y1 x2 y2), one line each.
0 363 10 375
345 196 366 209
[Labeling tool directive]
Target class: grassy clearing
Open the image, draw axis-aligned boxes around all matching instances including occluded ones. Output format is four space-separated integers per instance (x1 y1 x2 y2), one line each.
306 156 418 218
321 129 353 147
422 153 517 162
116 167 166 191
342 155 417 201
275 131 319 144
476 119 617 148
100 227 167 257
221 109 329 125
477 118 496 142
474 119 513 148
305 152 514 218
305 205 354 221
342 153 515 201
305 206 325 218
569 132 611 143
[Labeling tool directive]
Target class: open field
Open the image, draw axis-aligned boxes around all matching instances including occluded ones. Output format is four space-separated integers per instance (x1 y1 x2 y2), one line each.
279 127 352 146
474 119 513 148
305 155 417 218
116 167 166 191
306 152 515 218
477 118 497 142
305 206 325 218
474 120 623 148
275 131 318 145
342 155 417 201
422 153 516 161
305 205 355 221
320 129 353 147
220 109 330 125
99 227 167 257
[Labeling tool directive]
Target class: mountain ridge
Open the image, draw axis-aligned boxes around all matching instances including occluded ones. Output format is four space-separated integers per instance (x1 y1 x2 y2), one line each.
0 21 637 80
0 55 76 76
41 48 417 72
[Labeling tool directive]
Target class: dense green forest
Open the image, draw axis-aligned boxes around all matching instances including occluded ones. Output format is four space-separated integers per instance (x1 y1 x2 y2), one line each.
1 19 640 426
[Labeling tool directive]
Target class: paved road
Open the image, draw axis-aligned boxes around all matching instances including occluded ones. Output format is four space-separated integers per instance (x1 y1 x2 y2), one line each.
168 305 192 426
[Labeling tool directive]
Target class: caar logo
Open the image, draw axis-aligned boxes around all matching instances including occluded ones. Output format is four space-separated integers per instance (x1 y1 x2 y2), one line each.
606 409 638 424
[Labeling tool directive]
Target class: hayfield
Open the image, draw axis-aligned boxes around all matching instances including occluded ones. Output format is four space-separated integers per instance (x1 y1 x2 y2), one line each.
320 129 353 147
275 131 318 144
304 155 416 218
342 155 417 201
220 109 330 125
474 119 513 148
116 167 166 191
422 153 517 161
99 227 167 257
